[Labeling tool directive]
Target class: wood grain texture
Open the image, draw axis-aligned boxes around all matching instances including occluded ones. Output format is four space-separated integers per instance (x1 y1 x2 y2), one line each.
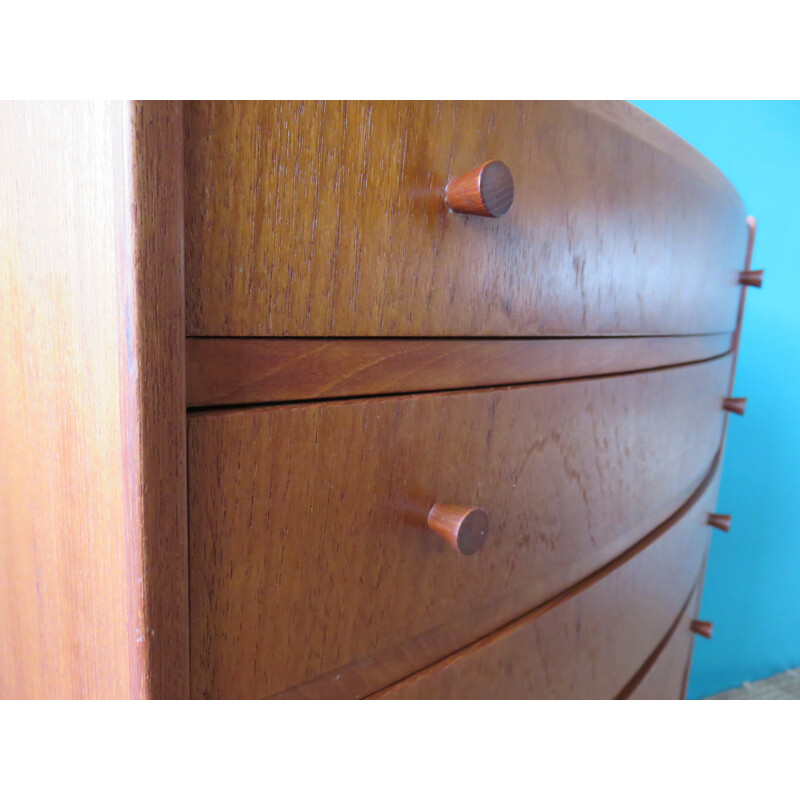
628 585 702 699
184 101 747 337
188 356 731 699
374 473 719 699
185 334 731 407
615 582 700 699
121 102 189 698
273 446 722 699
0 101 188 698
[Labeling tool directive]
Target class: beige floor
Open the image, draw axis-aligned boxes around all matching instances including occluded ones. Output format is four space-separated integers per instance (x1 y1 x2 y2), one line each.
707 667 800 699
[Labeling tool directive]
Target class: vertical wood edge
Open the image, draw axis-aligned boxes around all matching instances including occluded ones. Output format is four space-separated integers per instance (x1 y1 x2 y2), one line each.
116 101 189 698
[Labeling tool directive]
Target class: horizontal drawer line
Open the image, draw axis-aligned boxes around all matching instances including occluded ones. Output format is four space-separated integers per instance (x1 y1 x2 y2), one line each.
364 447 722 700
186 332 735 341
187 333 733 410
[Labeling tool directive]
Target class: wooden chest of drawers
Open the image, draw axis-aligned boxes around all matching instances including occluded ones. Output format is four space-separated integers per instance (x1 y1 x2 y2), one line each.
0 100 759 699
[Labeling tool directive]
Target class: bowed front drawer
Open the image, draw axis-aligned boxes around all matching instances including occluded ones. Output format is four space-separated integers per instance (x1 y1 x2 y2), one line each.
184 101 746 338
188 356 730 700
375 473 719 700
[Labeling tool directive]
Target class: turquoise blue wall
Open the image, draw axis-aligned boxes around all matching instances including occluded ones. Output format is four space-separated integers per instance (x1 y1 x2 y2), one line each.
633 102 800 698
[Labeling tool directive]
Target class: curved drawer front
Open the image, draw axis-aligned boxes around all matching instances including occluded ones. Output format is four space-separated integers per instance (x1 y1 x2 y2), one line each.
376 476 719 700
188 356 730 699
629 583 703 700
185 101 747 337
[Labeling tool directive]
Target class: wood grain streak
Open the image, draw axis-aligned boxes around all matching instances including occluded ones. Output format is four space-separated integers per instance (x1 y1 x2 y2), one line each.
185 334 731 407
188 356 731 699
184 101 747 337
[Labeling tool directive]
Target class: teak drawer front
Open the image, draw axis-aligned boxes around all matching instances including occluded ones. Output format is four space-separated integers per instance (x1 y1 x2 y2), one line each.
376 479 717 700
185 101 747 337
188 356 730 699
629 583 703 700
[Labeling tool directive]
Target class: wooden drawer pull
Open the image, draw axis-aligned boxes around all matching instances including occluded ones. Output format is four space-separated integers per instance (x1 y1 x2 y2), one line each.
445 160 514 218
739 270 764 288
723 397 747 416
427 503 489 555
691 619 714 639
707 513 732 532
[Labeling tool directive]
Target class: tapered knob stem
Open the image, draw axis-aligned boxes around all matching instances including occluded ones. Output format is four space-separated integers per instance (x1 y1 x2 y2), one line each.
706 514 732 533
427 503 489 555
739 270 764 288
723 397 747 416
445 160 514 218
691 620 714 639
708 513 732 532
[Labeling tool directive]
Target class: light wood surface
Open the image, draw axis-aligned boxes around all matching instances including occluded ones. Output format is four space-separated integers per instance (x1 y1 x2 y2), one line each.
188 356 730 699
374 474 718 699
629 586 703 700
184 101 747 337
0 101 188 698
185 333 731 407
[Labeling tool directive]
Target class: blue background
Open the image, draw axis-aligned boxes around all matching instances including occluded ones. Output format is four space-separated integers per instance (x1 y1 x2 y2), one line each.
633 102 800 698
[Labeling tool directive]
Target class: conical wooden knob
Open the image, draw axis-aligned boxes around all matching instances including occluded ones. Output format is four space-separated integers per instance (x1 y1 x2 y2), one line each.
691 620 714 639
739 270 764 288
708 513 732 532
427 502 489 555
723 397 747 416
445 160 514 218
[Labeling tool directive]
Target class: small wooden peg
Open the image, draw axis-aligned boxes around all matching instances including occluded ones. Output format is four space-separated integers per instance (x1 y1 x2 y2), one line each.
691 620 714 639
739 270 764 288
427 502 489 555
445 160 514 218
723 397 747 416
707 513 732 532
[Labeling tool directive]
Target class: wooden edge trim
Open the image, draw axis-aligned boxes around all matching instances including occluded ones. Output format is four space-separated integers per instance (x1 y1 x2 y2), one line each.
616 580 701 699
119 101 189 698
728 216 757 397
268 445 723 700
681 544 712 699
669 315 743 702
186 334 733 408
